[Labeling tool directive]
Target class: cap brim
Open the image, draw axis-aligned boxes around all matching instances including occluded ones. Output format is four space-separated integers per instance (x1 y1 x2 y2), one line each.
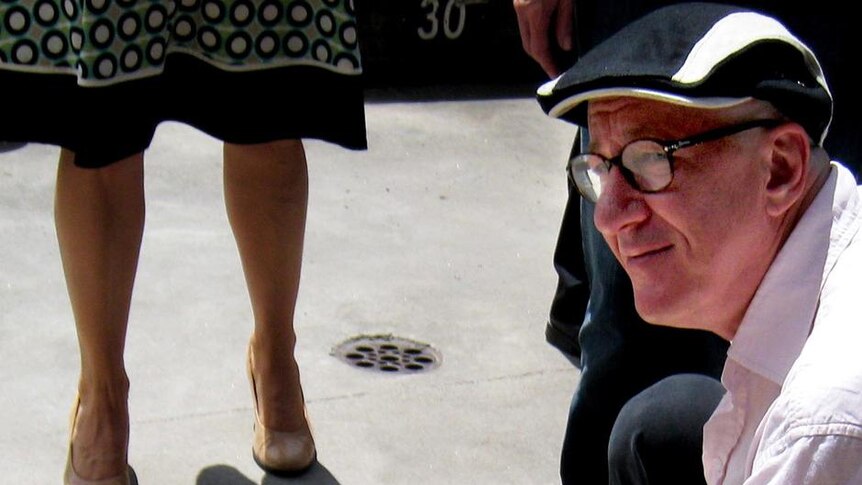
544 86 753 119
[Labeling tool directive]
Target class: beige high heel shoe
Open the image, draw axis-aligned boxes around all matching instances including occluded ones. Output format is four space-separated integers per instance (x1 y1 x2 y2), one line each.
247 344 316 476
64 397 137 485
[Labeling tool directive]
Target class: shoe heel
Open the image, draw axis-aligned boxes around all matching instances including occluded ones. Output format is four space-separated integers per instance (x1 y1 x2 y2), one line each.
64 396 136 485
247 344 316 475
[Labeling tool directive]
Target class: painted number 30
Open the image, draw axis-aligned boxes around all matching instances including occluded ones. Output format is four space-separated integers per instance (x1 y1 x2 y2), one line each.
417 0 466 40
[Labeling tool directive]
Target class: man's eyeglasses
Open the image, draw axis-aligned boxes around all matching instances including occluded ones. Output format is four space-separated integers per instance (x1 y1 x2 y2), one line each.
569 119 783 203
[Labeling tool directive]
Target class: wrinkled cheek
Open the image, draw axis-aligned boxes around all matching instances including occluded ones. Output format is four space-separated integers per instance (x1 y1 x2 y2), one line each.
605 237 622 262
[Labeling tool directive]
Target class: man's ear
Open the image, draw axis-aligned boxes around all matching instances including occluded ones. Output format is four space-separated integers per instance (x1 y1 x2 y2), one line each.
763 123 810 217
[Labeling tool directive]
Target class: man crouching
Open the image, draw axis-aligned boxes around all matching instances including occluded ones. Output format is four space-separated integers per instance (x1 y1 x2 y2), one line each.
538 3 862 483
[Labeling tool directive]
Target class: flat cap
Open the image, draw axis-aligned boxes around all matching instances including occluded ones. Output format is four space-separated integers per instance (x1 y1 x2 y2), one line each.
537 3 833 145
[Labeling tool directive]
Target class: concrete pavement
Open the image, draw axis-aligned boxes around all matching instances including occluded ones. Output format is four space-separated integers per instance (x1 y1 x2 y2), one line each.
0 85 581 484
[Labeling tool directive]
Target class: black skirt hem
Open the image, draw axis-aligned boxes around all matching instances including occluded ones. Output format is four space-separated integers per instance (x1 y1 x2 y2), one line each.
1 54 366 168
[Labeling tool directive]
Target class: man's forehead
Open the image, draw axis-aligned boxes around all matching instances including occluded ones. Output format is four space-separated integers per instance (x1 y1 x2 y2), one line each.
586 97 755 138
588 97 719 122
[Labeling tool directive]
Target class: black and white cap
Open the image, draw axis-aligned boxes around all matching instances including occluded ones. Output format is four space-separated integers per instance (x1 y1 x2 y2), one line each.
537 3 833 145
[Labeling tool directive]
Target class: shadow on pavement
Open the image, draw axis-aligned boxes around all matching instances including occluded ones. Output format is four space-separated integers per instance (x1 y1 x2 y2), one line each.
0 142 27 153
196 462 340 485
364 81 542 104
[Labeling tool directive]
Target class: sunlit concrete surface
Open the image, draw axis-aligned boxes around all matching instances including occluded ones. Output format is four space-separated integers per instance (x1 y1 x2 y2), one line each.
0 87 580 484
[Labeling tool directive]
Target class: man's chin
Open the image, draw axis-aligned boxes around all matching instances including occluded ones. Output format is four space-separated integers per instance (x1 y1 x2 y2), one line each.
632 292 689 329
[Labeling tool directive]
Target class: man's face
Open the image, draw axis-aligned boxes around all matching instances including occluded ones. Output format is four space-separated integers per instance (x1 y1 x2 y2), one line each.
588 97 780 337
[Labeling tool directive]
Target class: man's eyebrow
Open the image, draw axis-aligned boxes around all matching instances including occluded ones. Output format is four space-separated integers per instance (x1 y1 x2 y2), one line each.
586 126 676 154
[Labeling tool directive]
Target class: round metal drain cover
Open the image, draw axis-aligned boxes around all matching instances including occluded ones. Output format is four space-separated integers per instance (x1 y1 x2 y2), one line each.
333 334 441 374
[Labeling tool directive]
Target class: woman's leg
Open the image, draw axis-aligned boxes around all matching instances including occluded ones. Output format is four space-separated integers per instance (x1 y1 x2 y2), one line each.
223 140 309 433
55 149 145 479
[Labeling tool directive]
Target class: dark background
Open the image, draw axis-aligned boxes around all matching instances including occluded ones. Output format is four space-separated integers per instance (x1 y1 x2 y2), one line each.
356 0 546 90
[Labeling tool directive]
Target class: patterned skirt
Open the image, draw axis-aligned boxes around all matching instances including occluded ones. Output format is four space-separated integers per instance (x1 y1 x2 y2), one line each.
0 0 366 167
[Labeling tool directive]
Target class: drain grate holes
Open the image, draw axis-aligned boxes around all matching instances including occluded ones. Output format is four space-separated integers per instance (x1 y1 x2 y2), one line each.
333 335 441 374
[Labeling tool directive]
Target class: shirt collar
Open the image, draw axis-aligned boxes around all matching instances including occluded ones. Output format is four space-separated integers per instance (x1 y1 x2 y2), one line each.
728 163 861 384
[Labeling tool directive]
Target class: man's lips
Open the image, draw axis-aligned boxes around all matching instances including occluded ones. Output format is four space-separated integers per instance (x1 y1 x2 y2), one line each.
620 244 674 263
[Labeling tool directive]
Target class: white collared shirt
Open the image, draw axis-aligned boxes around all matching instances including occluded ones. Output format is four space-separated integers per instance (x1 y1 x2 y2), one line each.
703 162 862 484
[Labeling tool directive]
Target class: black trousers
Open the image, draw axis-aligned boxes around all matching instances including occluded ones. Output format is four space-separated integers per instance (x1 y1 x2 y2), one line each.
608 374 727 485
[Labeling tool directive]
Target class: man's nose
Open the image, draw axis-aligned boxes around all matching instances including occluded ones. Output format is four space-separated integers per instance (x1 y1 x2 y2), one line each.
593 166 650 236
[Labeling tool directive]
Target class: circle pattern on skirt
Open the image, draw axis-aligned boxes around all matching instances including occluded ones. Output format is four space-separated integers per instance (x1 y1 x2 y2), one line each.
0 0 361 83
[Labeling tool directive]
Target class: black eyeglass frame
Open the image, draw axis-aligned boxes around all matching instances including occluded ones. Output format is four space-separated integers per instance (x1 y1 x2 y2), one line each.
568 118 784 202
